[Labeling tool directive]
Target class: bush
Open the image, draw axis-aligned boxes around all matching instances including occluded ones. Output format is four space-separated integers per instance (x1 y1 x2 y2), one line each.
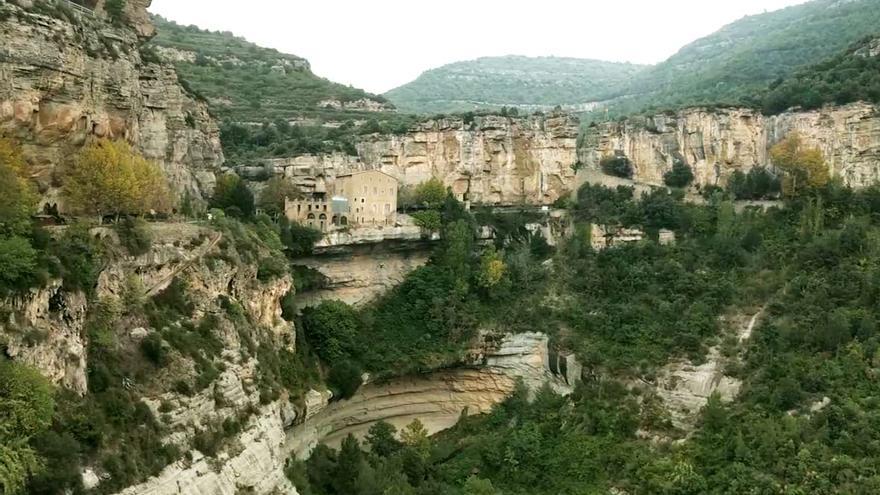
0 236 38 293
728 167 782 200
327 361 363 400
412 210 442 232
116 217 152 256
663 161 695 188
140 333 168 367
301 300 360 362
54 223 102 293
279 219 323 257
599 156 633 179
257 255 289 281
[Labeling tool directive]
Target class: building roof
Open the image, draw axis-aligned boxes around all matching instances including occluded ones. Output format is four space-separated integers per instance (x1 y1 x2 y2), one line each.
335 169 398 181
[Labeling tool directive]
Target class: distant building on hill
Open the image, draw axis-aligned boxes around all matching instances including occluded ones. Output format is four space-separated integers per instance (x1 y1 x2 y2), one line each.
285 170 397 231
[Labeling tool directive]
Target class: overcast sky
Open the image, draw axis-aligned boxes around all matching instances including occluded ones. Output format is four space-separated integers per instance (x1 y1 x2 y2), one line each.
149 0 808 94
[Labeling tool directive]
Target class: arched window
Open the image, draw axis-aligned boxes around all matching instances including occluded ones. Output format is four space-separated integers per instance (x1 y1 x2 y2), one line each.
340 216 348 226
332 215 339 225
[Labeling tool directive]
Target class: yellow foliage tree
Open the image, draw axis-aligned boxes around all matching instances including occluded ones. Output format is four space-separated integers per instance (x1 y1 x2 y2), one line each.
64 139 171 219
0 139 38 237
769 133 829 197
477 247 506 289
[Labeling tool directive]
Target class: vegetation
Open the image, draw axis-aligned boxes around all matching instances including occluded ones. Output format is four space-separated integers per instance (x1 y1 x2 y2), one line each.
211 173 255 217
385 56 647 114
663 161 695 188
770 133 830 197
599 155 633 179
258 176 302 217
590 0 880 119
727 167 782 200
63 139 171 220
295 176 880 494
762 36 880 114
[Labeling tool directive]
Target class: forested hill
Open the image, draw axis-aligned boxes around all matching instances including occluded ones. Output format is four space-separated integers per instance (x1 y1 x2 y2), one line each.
761 35 880 114
147 15 393 123
384 56 647 114
596 0 880 117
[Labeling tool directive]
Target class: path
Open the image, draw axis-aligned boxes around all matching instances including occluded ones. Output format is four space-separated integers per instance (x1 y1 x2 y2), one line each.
144 231 222 298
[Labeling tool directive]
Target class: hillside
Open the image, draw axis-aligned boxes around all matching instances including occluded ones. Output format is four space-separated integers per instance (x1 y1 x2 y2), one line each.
385 56 647 114
147 15 393 123
761 35 880 114
597 0 880 117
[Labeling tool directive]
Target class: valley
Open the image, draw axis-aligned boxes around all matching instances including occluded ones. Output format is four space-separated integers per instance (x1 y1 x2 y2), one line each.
2 0 880 494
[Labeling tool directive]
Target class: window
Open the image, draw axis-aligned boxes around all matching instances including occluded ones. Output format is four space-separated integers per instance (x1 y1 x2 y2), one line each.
297 205 301 213
385 204 390 213
373 187 377 195
308 205 312 211
361 198 365 203
323 204 327 211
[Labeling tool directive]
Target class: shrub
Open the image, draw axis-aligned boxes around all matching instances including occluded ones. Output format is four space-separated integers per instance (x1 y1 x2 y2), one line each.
413 178 447 209
599 156 633 179
140 333 168 367
327 361 362 400
301 300 360 362
0 236 38 293
54 223 102 293
257 255 288 281
663 161 695 188
412 210 442 232
116 217 152 256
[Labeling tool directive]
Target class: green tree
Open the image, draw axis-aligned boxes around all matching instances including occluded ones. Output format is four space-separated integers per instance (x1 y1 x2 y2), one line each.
366 421 401 458
334 434 363 494
464 476 499 495
0 237 38 293
400 419 430 459
212 174 255 217
105 0 126 23
301 300 360 361
413 178 447 209
600 155 633 179
663 161 695 188
0 139 37 237
0 360 55 494
258 177 301 217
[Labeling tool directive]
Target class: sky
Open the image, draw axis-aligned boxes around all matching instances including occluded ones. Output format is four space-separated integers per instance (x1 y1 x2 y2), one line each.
149 0 808 94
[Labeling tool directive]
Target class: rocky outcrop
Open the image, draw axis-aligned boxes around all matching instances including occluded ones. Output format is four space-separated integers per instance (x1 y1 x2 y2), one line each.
580 102 880 189
293 242 432 309
288 331 575 456
356 113 579 205
0 2 223 210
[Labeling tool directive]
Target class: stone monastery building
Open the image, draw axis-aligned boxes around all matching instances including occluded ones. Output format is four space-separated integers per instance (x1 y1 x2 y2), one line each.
284 170 398 232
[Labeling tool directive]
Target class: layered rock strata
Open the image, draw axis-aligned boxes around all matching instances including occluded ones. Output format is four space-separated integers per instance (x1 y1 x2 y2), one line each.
580 102 880 189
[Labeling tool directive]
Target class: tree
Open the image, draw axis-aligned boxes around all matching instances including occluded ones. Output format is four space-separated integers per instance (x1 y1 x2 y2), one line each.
104 0 126 23
301 300 360 361
400 419 430 459
0 237 38 293
258 177 301 217
0 139 38 237
476 247 506 289
0 360 54 494
663 161 695 188
64 139 171 220
413 178 447 209
600 155 633 179
212 173 254 217
333 434 363 494
366 421 401 458
464 476 499 495
770 133 829 197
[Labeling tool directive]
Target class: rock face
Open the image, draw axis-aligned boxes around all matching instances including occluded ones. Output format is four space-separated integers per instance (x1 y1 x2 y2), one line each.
579 102 880 189
356 113 579 205
288 332 575 456
0 2 223 210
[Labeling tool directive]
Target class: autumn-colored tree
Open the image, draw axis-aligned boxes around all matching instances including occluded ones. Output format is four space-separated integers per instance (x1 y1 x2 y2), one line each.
64 139 171 219
258 176 301 217
477 247 506 289
0 139 38 237
769 133 829 197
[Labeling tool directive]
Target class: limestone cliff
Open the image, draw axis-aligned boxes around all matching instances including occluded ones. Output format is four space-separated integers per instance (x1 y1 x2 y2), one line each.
579 102 880 188
355 113 579 205
0 1 223 211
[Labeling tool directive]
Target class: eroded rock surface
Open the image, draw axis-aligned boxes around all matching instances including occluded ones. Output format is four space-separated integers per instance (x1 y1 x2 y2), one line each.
0 2 223 209
580 103 880 189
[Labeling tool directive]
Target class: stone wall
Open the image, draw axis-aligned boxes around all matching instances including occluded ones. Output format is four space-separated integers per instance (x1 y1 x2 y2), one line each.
579 102 880 189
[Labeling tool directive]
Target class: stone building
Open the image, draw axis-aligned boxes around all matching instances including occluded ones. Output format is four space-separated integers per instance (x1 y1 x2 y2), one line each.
284 170 397 231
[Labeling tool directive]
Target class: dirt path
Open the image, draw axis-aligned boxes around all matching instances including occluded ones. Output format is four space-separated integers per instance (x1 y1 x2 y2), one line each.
144 231 222 298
